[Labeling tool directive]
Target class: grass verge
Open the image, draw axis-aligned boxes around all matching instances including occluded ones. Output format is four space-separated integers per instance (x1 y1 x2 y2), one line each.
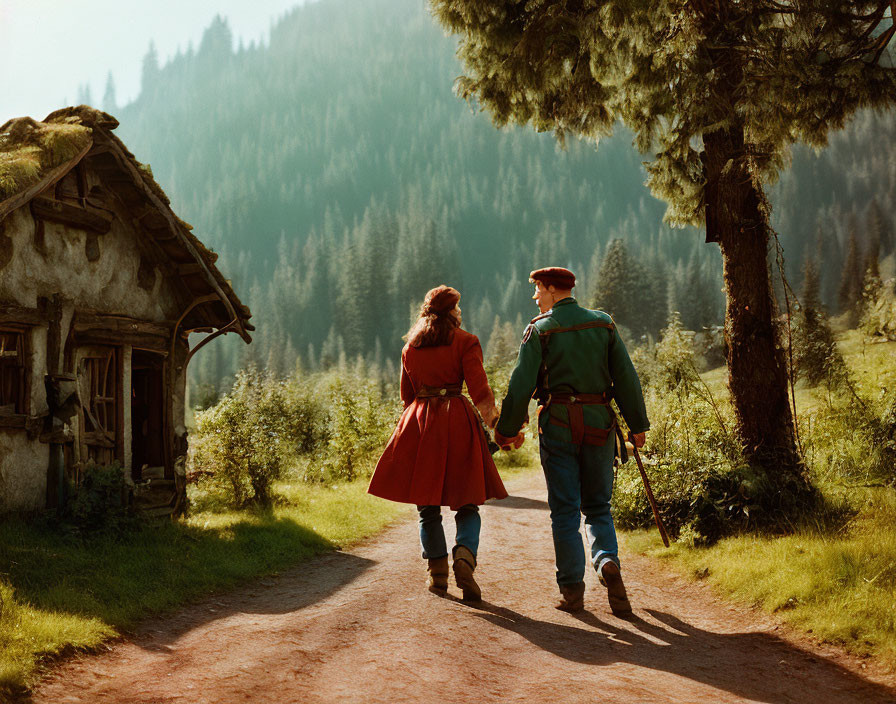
0 480 409 698
624 483 896 667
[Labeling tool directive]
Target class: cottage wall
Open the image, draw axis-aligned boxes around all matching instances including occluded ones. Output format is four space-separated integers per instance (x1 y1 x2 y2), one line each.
0 201 178 320
0 167 184 512
0 325 49 512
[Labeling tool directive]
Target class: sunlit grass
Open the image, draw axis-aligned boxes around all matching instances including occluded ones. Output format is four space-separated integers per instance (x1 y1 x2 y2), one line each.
623 331 896 665
625 486 896 664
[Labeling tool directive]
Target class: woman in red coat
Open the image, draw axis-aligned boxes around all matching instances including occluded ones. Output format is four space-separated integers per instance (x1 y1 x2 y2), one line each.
368 285 509 600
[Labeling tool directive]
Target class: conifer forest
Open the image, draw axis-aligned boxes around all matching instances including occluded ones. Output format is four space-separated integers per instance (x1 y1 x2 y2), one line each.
104 0 891 399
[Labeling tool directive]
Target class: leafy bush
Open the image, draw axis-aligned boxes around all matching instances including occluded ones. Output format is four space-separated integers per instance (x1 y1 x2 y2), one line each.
189 359 401 507
860 278 896 340
801 392 896 488
56 463 136 536
613 315 806 544
301 361 400 483
189 366 291 507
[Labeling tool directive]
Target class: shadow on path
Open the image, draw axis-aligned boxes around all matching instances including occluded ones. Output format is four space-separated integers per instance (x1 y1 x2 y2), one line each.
460 600 895 703
131 550 378 653
488 495 550 511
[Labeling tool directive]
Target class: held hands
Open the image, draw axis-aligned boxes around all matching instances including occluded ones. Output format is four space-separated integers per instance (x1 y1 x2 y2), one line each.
629 432 646 449
494 429 525 451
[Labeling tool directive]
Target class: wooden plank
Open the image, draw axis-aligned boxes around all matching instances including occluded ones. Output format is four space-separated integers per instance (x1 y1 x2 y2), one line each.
74 330 169 352
0 303 45 325
177 262 203 276
72 311 174 338
137 209 169 231
0 415 27 429
42 295 64 374
31 196 114 234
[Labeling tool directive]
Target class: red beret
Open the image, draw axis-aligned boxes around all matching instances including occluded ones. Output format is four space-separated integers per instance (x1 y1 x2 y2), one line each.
529 267 576 290
423 285 461 315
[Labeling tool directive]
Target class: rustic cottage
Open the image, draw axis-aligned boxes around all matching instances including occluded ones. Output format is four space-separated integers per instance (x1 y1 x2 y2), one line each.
0 105 253 514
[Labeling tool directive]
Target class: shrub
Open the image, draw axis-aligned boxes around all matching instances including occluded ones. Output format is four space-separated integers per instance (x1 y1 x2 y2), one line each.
189 359 402 504
860 278 896 341
189 366 290 507
55 462 135 536
801 392 896 488
612 316 822 543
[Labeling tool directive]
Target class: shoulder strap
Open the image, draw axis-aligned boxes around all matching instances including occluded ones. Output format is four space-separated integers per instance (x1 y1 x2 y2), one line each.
538 319 615 337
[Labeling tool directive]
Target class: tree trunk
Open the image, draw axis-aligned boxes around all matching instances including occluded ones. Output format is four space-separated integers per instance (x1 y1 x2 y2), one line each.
702 128 810 491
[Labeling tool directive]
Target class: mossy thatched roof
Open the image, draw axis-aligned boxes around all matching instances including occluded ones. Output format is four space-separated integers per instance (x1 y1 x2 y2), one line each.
0 106 252 341
0 115 94 199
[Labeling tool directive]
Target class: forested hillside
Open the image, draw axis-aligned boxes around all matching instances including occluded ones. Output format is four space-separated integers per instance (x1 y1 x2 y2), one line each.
106 0 894 393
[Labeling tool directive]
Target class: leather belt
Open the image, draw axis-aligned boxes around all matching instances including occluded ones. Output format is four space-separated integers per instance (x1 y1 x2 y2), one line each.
416 383 463 398
542 389 615 446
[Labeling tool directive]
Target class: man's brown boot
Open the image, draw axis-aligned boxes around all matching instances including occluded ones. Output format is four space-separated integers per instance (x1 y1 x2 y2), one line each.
598 559 632 616
452 545 481 601
556 582 586 612
427 556 449 595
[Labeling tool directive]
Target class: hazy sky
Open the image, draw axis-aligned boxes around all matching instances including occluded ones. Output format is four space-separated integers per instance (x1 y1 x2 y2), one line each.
0 0 307 121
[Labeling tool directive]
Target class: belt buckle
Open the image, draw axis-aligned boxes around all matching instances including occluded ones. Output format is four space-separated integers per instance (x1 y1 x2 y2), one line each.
439 388 447 396
569 395 577 403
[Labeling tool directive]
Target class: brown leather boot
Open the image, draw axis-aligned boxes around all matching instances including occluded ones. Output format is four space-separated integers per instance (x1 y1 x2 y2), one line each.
556 582 586 612
427 556 449 594
598 559 632 616
452 545 481 601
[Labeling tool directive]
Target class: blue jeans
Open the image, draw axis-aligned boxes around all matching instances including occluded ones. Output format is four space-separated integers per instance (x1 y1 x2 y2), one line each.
539 434 619 586
417 504 481 559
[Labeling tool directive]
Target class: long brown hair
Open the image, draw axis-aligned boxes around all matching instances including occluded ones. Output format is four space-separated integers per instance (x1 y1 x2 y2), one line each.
405 285 461 348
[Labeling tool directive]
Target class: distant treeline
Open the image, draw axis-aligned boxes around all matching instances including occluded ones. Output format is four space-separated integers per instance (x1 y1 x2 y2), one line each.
98 0 894 395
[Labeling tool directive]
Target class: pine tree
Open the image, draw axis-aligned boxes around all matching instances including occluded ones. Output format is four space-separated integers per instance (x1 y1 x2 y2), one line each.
431 0 896 494
867 198 892 256
76 83 93 106
141 42 160 95
794 256 845 388
591 239 649 339
102 72 117 114
861 232 883 320
838 228 863 319
801 255 823 316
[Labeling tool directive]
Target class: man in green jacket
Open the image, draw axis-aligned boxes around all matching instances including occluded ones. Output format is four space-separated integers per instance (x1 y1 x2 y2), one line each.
494 267 649 615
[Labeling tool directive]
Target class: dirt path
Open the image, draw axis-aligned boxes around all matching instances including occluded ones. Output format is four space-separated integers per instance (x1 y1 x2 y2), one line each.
32 473 896 704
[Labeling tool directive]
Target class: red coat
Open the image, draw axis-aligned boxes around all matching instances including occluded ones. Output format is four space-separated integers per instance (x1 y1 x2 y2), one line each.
368 329 508 510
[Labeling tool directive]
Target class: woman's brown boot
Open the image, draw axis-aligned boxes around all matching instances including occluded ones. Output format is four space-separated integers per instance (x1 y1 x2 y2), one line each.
427 557 449 594
556 582 586 612
452 545 481 601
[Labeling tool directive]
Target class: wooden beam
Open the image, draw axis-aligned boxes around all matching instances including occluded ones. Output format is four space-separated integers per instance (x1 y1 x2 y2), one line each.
30 196 114 234
74 329 169 352
0 303 45 325
137 209 169 231
72 311 174 338
177 262 203 277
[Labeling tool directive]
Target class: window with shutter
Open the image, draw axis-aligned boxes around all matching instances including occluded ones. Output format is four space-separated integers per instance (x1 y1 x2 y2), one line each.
0 329 26 415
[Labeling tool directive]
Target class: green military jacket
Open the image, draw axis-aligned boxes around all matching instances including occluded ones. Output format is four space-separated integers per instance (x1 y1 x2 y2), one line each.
495 297 650 442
